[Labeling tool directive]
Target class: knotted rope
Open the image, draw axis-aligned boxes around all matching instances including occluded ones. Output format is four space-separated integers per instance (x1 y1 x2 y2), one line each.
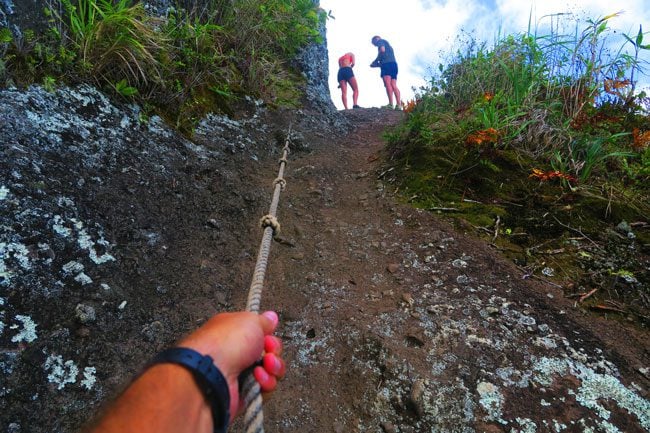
242 125 292 433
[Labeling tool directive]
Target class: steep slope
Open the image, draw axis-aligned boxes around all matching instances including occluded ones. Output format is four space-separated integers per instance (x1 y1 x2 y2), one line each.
0 87 648 433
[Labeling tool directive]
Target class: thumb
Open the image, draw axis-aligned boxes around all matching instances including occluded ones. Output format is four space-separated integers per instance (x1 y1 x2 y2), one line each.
259 311 279 335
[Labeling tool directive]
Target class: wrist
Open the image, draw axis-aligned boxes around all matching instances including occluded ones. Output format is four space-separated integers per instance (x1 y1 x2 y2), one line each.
148 348 231 433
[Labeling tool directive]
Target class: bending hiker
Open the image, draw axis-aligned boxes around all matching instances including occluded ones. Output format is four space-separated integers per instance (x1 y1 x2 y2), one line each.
88 311 285 433
370 35 402 109
337 52 360 109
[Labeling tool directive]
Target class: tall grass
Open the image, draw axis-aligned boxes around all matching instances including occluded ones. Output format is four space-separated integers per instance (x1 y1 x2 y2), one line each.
58 0 165 86
1 0 326 130
391 12 649 192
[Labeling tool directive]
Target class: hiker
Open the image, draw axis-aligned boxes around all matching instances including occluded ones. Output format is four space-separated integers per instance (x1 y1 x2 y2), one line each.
370 35 402 109
88 310 285 433
337 52 360 109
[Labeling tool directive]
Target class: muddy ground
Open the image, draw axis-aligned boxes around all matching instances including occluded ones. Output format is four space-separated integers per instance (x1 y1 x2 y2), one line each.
0 86 648 433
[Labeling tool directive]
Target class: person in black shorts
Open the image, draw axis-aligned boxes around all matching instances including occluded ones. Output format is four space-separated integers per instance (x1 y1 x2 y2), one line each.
370 36 402 109
337 52 360 109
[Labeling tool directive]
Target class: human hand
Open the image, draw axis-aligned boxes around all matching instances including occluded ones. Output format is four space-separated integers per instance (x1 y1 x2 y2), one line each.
178 311 285 421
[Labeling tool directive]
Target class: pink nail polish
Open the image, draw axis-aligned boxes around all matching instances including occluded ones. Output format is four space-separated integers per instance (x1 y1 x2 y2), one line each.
262 311 279 326
255 366 269 383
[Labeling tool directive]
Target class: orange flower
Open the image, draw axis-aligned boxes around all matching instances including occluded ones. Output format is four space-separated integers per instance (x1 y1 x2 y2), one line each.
529 168 577 183
604 79 631 95
483 92 494 102
466 128 499 146
632 128 650 149
404 99 418 113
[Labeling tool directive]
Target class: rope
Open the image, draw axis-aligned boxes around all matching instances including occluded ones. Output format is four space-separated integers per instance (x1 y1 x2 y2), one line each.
242 125 292 433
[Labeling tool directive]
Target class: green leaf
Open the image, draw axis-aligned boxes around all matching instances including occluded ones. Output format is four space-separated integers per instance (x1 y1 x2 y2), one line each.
0 27 12 43
636 25 643 46
115 79 138 96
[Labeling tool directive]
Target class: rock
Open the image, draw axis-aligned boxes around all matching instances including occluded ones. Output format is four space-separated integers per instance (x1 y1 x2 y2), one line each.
214 290 228 306
387 263 400 273
451 259 467 268
141 321 164 342
75 303 96 324
406 327 425 347
616 220 632 234
409 378 426 418
401 292 414 305
206 218 221 229
381 422 396 433
518 315 536 327
541 267 555 277
332 421 345 433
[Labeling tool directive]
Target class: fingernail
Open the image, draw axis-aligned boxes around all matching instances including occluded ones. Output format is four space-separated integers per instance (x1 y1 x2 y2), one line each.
264 335 280 353
254 366 269 383
263 354 279 373
262 311 279 326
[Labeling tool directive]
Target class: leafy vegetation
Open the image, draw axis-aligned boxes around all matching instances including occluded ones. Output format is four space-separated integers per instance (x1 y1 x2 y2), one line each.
385 13 650 322
0 0 326 132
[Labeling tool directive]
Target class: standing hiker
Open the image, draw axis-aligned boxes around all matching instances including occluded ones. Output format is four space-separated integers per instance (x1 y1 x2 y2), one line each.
337 52 360 109
370 35 402 110
88 310 285 433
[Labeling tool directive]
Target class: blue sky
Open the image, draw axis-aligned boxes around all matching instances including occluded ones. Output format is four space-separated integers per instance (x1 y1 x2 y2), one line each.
320 0 650 109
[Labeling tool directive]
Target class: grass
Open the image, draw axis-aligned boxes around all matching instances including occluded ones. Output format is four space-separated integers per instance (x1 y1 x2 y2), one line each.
387 14 650 320
391 12 649 194
385 12 650 322
0 0 326 133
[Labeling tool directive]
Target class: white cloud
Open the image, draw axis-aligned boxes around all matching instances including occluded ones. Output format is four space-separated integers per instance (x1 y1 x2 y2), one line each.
320 0 650 109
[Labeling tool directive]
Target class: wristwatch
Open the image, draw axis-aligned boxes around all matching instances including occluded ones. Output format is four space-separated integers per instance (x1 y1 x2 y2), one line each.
149 347 231 433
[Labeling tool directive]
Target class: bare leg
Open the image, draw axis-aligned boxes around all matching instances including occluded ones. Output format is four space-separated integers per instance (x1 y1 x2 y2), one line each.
391 78 401 107
339 80 349 109
349 76 359 107
382 75 394 106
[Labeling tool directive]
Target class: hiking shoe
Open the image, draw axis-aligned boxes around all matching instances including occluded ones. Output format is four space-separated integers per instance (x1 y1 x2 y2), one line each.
394 105 402 111
382 104 394 109
353 104 361 109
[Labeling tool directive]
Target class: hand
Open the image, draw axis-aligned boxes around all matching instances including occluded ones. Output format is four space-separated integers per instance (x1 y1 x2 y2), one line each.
178 311 285 421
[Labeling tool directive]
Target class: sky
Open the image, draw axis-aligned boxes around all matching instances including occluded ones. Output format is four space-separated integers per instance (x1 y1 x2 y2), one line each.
319 0 650 109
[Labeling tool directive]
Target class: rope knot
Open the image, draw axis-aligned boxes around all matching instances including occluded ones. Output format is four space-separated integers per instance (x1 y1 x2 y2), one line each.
273 177 287 190
260 214 281 234
278 156 288 165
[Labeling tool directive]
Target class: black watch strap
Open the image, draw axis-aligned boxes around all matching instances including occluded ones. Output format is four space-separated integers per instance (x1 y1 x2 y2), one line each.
149 347 231 433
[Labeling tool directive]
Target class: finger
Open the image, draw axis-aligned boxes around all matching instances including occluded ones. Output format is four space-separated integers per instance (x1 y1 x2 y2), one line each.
264 335 283 355
259 311 279 335
262 353 286 377
253 366 278 392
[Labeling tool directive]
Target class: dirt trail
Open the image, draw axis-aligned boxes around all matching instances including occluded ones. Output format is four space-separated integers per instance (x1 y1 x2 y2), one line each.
248 108 649 432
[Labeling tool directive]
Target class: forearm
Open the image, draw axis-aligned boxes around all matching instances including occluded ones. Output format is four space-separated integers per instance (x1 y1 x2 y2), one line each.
90 364 213 433
87 311 284 433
